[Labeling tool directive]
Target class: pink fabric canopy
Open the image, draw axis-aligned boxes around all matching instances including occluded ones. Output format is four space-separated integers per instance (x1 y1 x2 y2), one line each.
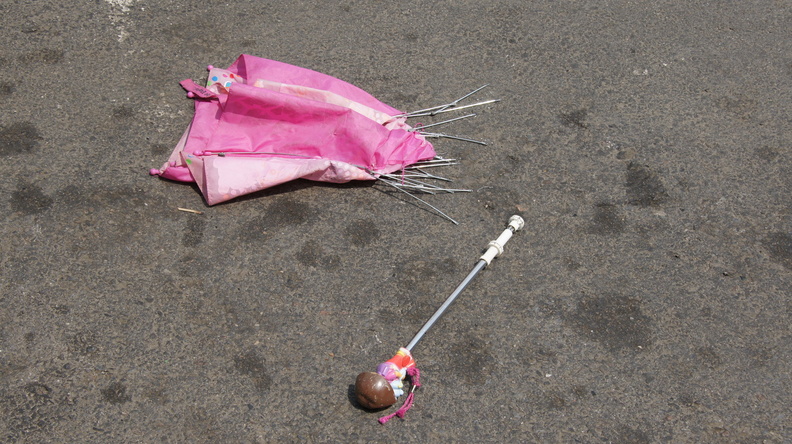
151 54 435 205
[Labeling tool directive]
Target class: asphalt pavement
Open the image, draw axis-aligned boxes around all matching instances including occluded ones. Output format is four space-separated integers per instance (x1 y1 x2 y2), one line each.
1 1 790 442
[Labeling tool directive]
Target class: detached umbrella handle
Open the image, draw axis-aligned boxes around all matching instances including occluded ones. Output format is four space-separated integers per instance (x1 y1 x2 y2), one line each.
356 215 526 420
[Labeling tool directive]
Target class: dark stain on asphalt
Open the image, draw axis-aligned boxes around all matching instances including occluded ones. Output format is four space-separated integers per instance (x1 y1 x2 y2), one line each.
344 218 380 247
571 385 593 399
0 122 42 156
587 203 625 235
559 108 588 129
542 392 567 410
754 146 780 161
240 198 312 241
568 294 652 352
448 334 494 386
296 240 340 270
182 216 206 247
395 257 458 293
626 162 668 207
11 182 53 215
112 105 136 120
763 232 792 270
563 257 582 271
101 381 131 404
233 352 272 392
695 346 723 369
0 81 14 96
609 425 652 444
18 48 65 64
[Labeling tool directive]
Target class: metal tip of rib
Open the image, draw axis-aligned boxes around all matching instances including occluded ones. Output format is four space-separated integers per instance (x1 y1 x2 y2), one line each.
394 85 497 119
408 113 477 132
419 132 488 145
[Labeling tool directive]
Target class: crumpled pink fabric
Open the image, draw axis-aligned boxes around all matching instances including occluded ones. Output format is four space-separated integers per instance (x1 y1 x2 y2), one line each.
151 54 435 205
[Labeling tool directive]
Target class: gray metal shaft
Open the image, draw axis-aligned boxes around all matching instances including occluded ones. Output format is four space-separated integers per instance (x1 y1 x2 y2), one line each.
405 259 488 351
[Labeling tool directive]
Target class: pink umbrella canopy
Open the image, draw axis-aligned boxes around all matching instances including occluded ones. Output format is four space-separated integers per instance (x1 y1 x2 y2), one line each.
150 54 436 205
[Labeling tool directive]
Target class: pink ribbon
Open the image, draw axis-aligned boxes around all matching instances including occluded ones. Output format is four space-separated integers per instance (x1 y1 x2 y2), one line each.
378 367 421 424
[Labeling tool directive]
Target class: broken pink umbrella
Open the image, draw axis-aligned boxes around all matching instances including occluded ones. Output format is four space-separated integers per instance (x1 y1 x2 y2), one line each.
151 54 495 222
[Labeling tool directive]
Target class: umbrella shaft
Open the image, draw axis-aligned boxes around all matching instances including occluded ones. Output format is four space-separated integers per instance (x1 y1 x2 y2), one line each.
405 259 487 351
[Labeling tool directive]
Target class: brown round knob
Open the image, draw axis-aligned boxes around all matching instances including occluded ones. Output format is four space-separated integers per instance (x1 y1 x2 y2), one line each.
355 372 396 409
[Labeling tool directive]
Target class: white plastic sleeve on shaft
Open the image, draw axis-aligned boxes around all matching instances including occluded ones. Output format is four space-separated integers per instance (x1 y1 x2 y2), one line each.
480 215 524 265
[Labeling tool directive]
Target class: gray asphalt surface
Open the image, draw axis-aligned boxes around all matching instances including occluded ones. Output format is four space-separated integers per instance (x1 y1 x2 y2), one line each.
1 1 790 442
